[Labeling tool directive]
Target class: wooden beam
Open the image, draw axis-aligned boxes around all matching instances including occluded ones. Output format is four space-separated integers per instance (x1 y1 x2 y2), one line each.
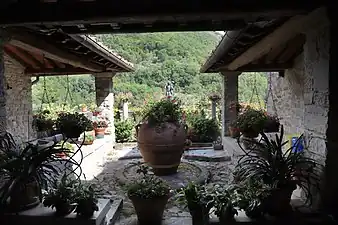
25 67 91 76
16 48 45 68
0 1 319 26
4 46 30 69
220 62 292 72
9 29 103 72
226 7 328 71
4 45 40 69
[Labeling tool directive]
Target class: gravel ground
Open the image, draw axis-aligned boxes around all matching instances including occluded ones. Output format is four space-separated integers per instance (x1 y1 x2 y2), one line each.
81 142 236 224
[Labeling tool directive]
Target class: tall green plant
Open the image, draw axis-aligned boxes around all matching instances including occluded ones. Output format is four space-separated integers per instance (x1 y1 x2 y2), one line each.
234 126 322 205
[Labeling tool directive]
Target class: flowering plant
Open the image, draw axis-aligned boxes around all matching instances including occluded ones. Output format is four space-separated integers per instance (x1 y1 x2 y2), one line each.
93 120 108 128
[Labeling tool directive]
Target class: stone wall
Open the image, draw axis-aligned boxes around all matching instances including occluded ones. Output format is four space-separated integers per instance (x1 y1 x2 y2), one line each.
267 11 330 207
267 54 305 135
4 54 35 143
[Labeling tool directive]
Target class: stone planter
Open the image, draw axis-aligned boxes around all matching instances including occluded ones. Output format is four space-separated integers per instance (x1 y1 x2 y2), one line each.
137 122 186 175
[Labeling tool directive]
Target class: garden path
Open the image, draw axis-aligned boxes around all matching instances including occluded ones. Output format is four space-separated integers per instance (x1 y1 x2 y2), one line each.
72 138 236 225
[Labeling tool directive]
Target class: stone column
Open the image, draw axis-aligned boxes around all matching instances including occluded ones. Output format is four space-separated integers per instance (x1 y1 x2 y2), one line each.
122 101 129 120
220 71 240 137
94 73 115 143
0 31 9 136
211 100 217 119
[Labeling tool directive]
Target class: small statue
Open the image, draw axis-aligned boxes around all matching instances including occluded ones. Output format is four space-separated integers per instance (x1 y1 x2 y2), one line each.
165 81 174 98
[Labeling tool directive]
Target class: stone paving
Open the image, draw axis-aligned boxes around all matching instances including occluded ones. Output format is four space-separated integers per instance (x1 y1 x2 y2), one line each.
76 140 237 224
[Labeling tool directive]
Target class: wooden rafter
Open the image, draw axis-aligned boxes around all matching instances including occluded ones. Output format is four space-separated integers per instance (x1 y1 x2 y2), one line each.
8 29 103 72
4 46 30 69
226 7 327 71
4 45 41 69
25 67 91 76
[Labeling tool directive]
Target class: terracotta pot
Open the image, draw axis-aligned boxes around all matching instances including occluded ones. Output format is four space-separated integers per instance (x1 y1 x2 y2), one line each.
55 203 75 216
190 209 209 225
263 185 296 217
8 179 40 212
95 127 106 138
228 126 240 138
129 194 169 225
137 122 186 175
242 129 259 138
263 120 280 133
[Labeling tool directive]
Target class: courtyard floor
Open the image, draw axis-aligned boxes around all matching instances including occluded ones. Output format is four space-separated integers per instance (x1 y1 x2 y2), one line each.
72 136 237 224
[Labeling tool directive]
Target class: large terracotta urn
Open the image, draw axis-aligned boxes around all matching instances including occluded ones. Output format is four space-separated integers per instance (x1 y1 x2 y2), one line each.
137 122 187 175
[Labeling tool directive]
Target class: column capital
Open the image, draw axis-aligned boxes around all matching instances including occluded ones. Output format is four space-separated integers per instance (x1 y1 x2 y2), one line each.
220 71 241 76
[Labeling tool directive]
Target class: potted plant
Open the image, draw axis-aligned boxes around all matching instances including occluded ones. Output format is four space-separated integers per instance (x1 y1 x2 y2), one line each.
56 112 93 138
43 174 78 216
263 114 280 133
228 120 240 138
211 184 238 224
136 97 187 175
232 178 272 219
93 120 108 138
0 132 72 212
234 126 322 217
236 108 267 138
82 133 95 145
126 164 170 225
32 110 55 137
176 182 213 225
74 183 99 218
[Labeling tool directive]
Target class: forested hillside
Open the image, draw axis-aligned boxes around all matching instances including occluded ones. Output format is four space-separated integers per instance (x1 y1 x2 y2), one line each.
32 32 267 112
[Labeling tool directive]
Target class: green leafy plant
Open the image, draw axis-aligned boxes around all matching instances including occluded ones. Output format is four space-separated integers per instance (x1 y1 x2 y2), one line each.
236 108 267 136
56 112 93 138
232 178 272 218
142 97 183 127
115 120 134 143
126 164 170 199
93 120 108 128
32 110 55 132
43 174 79 215
74 183 99 217
234 126 322 210
188 114 220 142
0 132 73 211
210 184 238 221
176 182 213 216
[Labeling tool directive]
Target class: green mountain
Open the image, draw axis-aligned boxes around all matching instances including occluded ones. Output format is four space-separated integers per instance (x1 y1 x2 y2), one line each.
32 32 267 112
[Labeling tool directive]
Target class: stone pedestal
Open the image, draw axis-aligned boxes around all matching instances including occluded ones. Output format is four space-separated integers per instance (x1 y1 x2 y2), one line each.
220 72 240 137
211 100 216 119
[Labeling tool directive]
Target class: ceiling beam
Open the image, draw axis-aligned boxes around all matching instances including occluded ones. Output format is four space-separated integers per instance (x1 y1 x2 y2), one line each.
4 45 41 69
0 1 320 26
8 29 103 72
4 46 30 69
219 62 293 72
25 67 91 76
225 7 327 71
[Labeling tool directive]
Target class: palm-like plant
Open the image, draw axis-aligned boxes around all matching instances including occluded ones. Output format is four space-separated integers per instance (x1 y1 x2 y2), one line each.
0 132 73 212
234 126 322 215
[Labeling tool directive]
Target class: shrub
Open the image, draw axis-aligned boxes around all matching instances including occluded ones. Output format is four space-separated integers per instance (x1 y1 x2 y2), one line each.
236 108 267 134
188 114 220 142
115 120 134 143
